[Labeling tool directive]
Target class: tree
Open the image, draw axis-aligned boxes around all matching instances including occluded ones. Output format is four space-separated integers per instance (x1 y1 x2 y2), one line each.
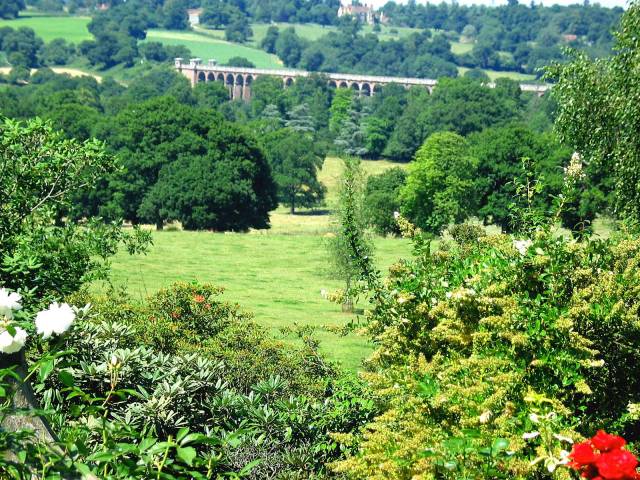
469 124 570 231
418 77 520 140
400 132 478 234
262 128 326 213
364 167 407 235
334 106 368 157
162 0 189 30
327 157 374 312
225 16 253 43
140 121 277 231
38 38 75 66
261 25 279 53
547 0 640 222
329 88 354 135
275 27 305 67
225 56 255 68
0 0 25 19
285 103 315 133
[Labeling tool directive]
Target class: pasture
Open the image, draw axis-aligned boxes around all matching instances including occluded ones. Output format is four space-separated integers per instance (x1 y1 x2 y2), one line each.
100 157 410 371
0 14 91 43
144 29 283 68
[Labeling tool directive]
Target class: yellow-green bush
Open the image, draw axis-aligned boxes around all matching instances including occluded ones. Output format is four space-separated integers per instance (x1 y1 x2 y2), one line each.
332 229 640 479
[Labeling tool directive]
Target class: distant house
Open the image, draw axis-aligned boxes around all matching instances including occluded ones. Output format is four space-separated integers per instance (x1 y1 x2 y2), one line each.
97 3 109 11
562 34 578 42
337 3 387 25
187 8 204 26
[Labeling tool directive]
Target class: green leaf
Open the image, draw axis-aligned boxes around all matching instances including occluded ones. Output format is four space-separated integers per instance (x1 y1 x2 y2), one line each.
176 446 196 467
492 438 510 452
38 358 54 383
58 370 75 387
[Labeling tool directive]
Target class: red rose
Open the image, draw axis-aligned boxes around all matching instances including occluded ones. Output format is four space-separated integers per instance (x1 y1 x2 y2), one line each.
595 450 638 480
571 442 598 467
592 430 627 452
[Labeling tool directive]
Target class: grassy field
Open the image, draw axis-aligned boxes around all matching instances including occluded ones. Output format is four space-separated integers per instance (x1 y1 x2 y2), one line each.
457 66 538 82
0 14 91 43
100 157 409 371
145 30 283 68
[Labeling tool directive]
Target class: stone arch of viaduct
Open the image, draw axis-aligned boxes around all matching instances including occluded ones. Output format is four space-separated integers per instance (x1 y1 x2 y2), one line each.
177 58 549 101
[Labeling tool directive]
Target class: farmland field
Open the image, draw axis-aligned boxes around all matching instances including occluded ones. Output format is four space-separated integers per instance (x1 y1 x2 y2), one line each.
0 14 91 43
99 157 410 371
144 29 283 68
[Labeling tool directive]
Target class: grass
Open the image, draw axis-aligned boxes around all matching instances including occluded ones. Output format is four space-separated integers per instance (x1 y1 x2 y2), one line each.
99 157 410 371
0 14 91 43
457 66 538 82
144 30 283 68
451 40 473 55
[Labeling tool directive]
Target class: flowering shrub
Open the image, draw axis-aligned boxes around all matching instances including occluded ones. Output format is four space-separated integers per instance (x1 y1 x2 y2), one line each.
331 222 640 479
569 431 640 480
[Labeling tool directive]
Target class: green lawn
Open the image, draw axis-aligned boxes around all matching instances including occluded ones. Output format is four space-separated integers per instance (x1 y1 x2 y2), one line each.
99 157 410 372
0 14 91 43
145 30 283 68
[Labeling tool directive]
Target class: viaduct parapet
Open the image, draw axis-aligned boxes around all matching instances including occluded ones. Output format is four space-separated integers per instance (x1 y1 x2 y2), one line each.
175 58 550 101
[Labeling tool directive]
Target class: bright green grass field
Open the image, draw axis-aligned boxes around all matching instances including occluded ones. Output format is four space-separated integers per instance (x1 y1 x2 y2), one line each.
102 232 411 372
145 30 283 68
0 14 91 43
101 157 410 372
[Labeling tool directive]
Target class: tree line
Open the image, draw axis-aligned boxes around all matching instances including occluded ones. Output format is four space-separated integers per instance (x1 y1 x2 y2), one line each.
0 60 613 233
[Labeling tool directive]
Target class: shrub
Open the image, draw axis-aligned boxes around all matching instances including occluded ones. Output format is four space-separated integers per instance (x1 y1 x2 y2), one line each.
332 223 640 479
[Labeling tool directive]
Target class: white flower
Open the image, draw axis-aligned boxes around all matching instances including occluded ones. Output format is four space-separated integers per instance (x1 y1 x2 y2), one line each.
110 354 119 366
393 211 400 219
0 326 28 354
513 239 533 256
529 413 540 424
0 288 22 320
553 434 574 444
35 302 76 339
479 410 492 424
523 431 540 440
320 289 328 299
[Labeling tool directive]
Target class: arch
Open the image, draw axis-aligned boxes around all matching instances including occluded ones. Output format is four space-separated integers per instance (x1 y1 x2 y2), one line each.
245 75 253 86
216 73 225 83
328 80 337 88
284 77 294 87
197 71 206 83
338 81 348 88
361 83 372 96
350 82 361 93
372 84 382 95
235 74 245 86
226 73 235 85
207 72 215 82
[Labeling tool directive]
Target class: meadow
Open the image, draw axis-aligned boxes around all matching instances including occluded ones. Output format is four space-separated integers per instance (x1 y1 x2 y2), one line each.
99 157 410 372
0 14 91 43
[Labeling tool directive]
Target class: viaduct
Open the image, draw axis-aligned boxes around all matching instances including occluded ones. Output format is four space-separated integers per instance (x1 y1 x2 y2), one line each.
174 57 550 101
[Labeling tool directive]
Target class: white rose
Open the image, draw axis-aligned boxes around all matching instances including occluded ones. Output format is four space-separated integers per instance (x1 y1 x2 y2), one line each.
0 288 22 320
522 431 540 440
35 302 76 339
0 326 28 354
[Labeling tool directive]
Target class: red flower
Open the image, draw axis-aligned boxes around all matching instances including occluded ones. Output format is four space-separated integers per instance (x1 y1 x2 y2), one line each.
194 294 205 303
567 431 640 480
571 442 598 466
596 450 638 480
592 430 626 452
